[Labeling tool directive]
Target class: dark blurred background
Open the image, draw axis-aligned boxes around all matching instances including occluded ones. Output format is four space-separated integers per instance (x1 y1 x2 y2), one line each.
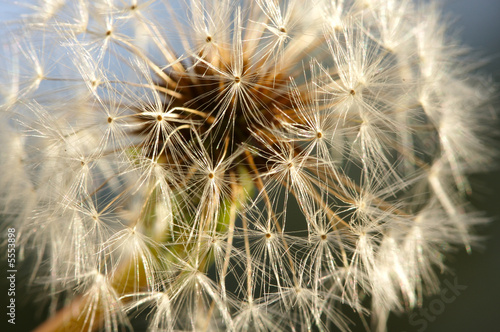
1 0 500 331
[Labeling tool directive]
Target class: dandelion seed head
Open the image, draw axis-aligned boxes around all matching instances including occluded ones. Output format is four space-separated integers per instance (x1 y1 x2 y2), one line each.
0 0 495 331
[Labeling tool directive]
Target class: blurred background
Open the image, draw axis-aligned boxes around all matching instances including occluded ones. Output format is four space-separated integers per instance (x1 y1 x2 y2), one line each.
1 0 499 331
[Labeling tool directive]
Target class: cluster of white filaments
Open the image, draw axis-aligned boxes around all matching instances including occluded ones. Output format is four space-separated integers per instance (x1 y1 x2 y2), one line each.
0 0 493 331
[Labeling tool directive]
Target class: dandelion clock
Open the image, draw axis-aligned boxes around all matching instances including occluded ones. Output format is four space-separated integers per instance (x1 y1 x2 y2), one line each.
0 0 497 331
